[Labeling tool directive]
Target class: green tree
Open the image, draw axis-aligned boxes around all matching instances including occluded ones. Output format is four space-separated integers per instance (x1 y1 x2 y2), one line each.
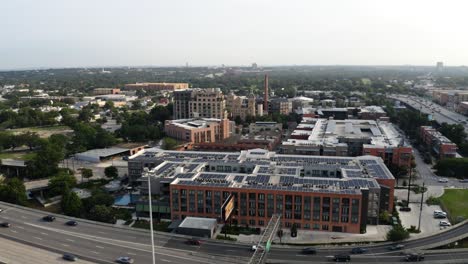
439 123 467 145
48 172 77 197
27 139 65 179
81 168 93 180
61 190 82 217
89 205 115 224
104 166 118 179
162 137 178 150
0 178 28 205
149 105 171 123
386 225 410 241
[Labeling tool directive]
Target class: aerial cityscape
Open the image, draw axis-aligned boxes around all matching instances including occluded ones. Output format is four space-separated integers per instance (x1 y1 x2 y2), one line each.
1 0 468 264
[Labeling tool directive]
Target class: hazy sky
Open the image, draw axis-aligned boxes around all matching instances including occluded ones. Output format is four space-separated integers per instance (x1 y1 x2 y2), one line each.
2 0 468 69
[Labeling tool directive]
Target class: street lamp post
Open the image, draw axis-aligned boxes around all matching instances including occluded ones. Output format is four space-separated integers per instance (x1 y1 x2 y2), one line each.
145 169 156 264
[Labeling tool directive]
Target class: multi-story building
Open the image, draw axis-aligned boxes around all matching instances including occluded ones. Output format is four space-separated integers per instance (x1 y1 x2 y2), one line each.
92 88 121 95
420 126 458 159
173 88 227 119
129 149 395 234
281 118 412 168
164 118 232 144
226 93 263 120
124 82 189 91
358 106 387 120
270 98 293 115
432 90 468 108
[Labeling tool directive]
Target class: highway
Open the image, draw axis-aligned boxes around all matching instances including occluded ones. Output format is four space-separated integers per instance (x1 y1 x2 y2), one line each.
1 201 468 263
389 94 468 134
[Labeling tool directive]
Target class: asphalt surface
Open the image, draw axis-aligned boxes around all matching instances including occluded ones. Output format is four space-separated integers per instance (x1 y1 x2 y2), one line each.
389 94 468 134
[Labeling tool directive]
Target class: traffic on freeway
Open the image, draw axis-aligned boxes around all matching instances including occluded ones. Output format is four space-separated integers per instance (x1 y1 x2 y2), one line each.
1 201 468 263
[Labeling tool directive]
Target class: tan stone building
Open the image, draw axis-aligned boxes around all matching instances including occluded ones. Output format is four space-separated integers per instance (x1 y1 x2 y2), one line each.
226 92 263 120
92 88 121 95
125 83 189 91
174 88 227 119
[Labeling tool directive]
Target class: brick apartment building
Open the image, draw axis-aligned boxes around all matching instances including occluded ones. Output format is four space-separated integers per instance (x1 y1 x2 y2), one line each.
281 118 412 168
173 88 227 120
420 126 458 159
164 118 232 144
129 149 395 234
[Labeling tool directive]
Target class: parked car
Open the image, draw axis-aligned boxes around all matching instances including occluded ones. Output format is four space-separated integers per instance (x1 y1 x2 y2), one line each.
433 210 447 216
301 247 317 254
350 247 367 254
0 222 10 228
405 253 425 262
42 215 55 222
62 254 78 261
186 238 202 246
400 207 411 212
66 220 78 226
332 254 351 262
434 213 446 219
115 256 134 264
388 244 405 251
439 221 451 227
438 178 448 183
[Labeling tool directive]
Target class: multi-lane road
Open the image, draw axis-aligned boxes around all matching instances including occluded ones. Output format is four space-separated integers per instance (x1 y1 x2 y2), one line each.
1 201 468 263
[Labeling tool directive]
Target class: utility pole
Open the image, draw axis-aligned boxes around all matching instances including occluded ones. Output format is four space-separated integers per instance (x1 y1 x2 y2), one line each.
406 166 412 207
145 169 156 264
418 182 425 231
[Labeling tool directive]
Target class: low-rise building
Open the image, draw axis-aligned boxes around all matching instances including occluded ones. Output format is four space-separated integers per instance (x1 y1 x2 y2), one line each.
164 118 232 144
420 126 458 159
358 106 387 120
270 98 292 115
124 83 189 91
281 118 412 168
92 88 121 95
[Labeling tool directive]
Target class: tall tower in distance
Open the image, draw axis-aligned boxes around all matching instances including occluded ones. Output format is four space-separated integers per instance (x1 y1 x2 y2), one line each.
436 61 444 71
263 74 269 113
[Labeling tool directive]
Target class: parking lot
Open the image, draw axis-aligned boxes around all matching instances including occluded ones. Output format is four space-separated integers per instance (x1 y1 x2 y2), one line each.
397 203 451 237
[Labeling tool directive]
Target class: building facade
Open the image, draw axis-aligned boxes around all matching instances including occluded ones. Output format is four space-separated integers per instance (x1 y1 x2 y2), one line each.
129 149 396 234
164 118 232 144
124 83 189 91
173 88 227 120
92 88 121 95
270 98 293 115
226 93 263 120
420 126 458 159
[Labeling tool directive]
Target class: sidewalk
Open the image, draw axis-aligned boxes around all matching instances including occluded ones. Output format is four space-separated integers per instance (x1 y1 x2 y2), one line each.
226 225 391 245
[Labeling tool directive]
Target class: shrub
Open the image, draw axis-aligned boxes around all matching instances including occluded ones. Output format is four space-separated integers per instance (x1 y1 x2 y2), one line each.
426 196 441 205
387 225 410 241
216 235 237 241
407 225 421 233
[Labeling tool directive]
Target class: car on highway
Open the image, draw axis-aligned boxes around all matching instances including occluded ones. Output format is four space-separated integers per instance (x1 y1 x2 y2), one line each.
251 245 264 251
186 238 202 246
0 222 10 228
350 247 367 254
115 256 134 264
62 253 78 261
437 178 448 183
404 253 424 262
42 215 56 222
439 220 451 227
459 179 468 183
332 254 351 262
388 244 405 251
66 220 78 226
0 208 3 213
301 247 317 254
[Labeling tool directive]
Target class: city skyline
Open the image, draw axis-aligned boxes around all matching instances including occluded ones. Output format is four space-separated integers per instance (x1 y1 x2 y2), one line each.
2 0 468 69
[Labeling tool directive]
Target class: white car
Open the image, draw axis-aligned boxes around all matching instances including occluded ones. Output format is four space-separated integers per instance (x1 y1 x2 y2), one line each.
439 221 451 227
438 178 449 183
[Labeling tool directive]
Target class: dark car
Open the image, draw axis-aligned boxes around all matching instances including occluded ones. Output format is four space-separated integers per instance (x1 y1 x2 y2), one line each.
405 253 424 262
186 238 202 245
43 215 56 222
351 247 367 254
388 244 405 251
399 207 411 212
333 254 351 262
301 247 317 254
0 222 10 228
66 220 78 226
62 254 78 261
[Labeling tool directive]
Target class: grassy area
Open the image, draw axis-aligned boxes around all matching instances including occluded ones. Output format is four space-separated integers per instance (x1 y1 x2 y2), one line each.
440 189 468 223
9 125 72 138
0 152 36 160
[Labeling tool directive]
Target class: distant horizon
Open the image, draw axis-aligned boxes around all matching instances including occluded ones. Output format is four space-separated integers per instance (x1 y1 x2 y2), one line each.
0 63 463 72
